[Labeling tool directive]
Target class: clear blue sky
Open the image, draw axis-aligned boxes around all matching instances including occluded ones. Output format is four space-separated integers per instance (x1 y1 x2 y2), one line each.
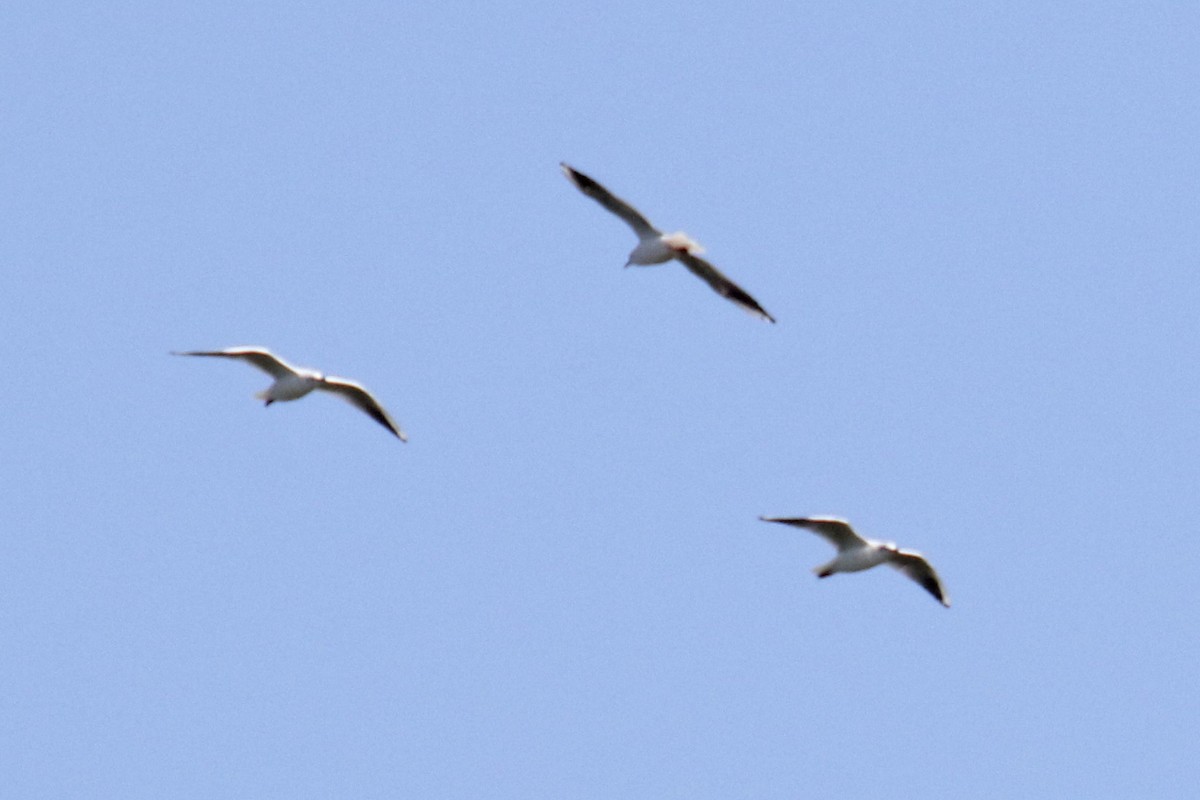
3 1 1198 797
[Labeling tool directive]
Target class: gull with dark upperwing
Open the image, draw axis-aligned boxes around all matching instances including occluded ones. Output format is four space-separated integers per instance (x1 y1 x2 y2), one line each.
560 162 776 323
758 516 950 607
172 346 407 441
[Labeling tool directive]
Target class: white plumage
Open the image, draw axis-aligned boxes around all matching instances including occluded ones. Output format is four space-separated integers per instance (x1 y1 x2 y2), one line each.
759 516 950 607
173 346 407 441
560 163 776 323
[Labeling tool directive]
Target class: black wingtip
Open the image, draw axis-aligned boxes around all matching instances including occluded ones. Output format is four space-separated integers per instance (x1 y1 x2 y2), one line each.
743 301 776 324
368 412 406 442
560 162 597 192
714 283 776 324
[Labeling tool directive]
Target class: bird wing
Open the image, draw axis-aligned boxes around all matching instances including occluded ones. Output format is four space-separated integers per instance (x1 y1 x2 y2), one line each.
318 376 408 441
171 347 297 379
886 550 951 607
560 163 660 238
759 516 867 552
675 251 776 323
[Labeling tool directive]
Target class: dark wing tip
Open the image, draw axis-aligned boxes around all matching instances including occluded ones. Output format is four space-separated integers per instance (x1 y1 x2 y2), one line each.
922 577 950 607
171 349 223 359
759 516 802 526
560 162 598 193
929 577 951 607
360 403 406 441
898 556 951 608
370 412 405 441
717 283 776 323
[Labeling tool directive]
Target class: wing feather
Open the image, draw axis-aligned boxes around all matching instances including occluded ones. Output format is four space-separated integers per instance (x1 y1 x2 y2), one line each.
560 163 660 238
759 516 867 552
318 377 407 441
675 252 775 323
172 347 297 378
886 550 951 607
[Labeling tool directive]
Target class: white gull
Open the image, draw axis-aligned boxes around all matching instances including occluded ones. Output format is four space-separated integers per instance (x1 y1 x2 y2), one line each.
172 346 407 441
759 516 949 607
560 163 776 323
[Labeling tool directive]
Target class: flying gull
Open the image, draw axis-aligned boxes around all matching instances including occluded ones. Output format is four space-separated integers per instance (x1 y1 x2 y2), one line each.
560 162 776 323
172 346 407 441
758 516 949 607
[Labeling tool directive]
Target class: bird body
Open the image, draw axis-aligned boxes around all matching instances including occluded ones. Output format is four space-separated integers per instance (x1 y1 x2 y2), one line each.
256 370 322 404
627 231 704 266
817 542 894 575
173 346 407 441
759 516 950 607
560 162 775 322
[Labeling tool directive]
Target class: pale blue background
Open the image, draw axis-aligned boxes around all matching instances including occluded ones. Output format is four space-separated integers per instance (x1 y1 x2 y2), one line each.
3 2 1197 797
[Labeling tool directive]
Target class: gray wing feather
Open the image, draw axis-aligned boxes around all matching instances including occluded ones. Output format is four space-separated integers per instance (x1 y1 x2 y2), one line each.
172 347 296 379
318 377 408 441
759 516 867 552
675 252 776 323
560 163 660 238
887 550 951 607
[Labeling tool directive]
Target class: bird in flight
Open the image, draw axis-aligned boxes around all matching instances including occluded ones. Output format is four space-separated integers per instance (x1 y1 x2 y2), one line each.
560 163 776 323
759 516 950 607
172 346 407 441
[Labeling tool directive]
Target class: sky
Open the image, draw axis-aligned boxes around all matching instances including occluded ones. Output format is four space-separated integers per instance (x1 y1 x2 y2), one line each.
2 1 1199 797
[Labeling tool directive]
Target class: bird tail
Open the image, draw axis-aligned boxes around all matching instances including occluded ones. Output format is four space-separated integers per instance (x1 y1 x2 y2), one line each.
255 389 273 406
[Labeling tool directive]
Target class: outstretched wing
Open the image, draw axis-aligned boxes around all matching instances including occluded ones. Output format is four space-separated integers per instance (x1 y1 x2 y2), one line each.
675 251 775 323
172 347 297 379
560 163 660 238
759 516 866 552
886 550 951 607
318 377 408 441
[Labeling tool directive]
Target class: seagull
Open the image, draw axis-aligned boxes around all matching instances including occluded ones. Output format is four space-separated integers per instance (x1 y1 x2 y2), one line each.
172 347 407 441
560 163 776 323
758 516 949 607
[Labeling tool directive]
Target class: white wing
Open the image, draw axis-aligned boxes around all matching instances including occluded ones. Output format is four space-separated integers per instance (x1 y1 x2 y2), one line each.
318 376 408 441
560 163 660 238
675 251 776 323
172 347 298 379
885 550 951 607
759 516 868 552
